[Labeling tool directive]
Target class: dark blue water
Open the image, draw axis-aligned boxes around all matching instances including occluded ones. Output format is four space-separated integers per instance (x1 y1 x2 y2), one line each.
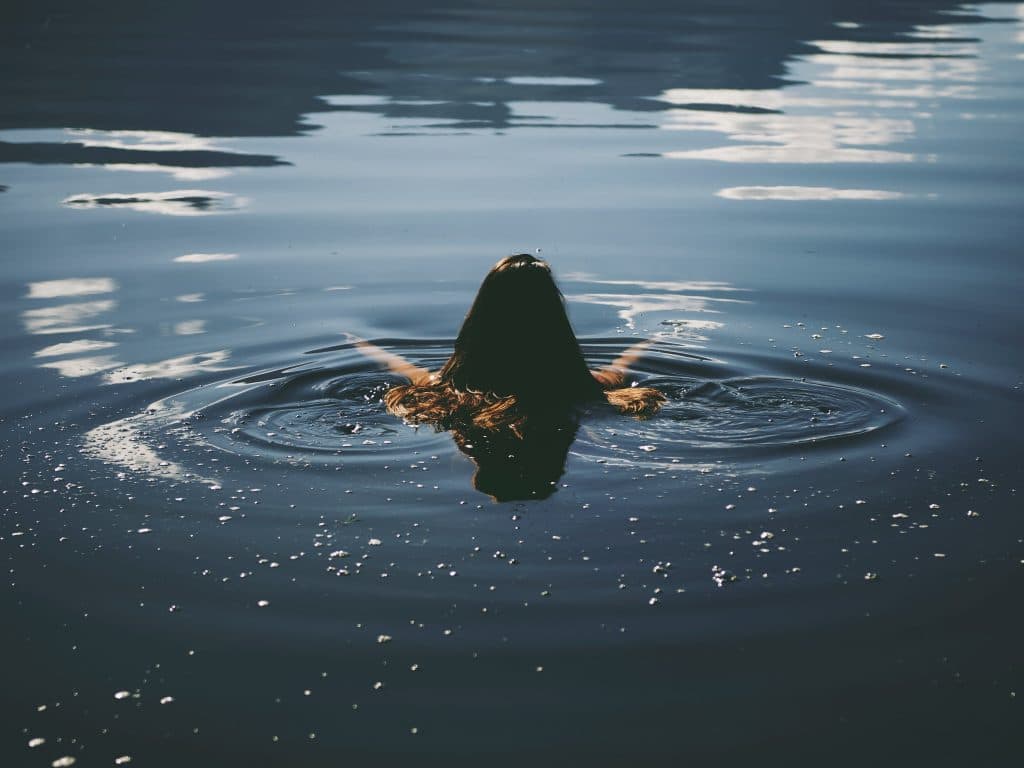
2 1 1023 765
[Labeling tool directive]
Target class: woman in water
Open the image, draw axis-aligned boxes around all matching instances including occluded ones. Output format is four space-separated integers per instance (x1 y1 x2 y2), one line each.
357 253 665 437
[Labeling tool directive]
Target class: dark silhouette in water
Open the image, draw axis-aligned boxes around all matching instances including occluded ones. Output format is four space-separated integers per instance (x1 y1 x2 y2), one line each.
451 419 580 502
356 253 663 500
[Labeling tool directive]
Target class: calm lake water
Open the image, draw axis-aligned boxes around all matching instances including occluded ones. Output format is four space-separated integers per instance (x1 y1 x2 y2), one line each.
3 1 1023 764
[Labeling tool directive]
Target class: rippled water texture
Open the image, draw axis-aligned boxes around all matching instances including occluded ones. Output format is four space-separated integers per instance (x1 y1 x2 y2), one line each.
2 1 1023 765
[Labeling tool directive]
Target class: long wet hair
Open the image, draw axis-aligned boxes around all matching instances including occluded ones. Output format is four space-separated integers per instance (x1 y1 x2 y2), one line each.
385 254 664 433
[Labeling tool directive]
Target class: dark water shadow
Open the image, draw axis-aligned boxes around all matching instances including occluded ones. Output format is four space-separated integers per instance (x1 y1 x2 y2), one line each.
0 140 287 169
450 415 580 502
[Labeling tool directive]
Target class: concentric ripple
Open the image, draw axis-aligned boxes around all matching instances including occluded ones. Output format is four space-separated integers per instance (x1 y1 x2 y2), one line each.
212 371 410 457
572 370 904 471
649 374 901 449
84 340 906 485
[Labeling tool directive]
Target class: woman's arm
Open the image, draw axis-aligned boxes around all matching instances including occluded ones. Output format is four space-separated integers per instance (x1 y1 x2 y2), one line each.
592 340 655 389
351 337 434 385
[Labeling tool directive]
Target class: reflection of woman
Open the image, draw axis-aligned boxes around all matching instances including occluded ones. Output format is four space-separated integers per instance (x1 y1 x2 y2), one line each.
356 253 664 499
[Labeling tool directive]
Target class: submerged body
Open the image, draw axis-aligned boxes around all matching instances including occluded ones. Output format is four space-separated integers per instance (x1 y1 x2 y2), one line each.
353 253 665 500
361 253 665 435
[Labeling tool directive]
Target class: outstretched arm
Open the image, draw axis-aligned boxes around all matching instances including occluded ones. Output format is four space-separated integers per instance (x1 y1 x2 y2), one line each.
351 337 434 385
592 340 655 389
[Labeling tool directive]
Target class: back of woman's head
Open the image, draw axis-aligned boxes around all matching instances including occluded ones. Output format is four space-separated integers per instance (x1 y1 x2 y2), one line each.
439 254 599 403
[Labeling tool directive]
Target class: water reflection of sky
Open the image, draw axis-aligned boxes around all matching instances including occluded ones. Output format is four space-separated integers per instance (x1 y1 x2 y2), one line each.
22 276 233 380
6 2 1024 384
1 3 1016 209
565 275 746 341
62 189 247 216
656 28 983 174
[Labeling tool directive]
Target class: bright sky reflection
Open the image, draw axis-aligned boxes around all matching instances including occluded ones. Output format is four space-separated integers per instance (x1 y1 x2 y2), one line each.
62 190 245 216
22 300 116 335
66 128 235 154
658 15 982 169
173 253 239 264
34 339 118 358
26 277 117 299
77 163 233 181
717 186 906 201
39 355 124 378
565 275 744 338
103 350 236 384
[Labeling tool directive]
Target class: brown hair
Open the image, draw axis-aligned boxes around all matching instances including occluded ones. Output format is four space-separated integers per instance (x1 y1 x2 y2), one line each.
384 254 664 433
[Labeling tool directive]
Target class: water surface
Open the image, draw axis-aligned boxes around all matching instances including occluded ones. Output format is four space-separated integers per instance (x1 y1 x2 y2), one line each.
2 1 1023 765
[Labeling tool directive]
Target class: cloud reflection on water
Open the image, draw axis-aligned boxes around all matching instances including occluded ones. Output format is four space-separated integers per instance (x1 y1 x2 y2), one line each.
102 350 236 384
63 129 244 180
83 163 233 181
717 186 906 201
67 128 234 153
173 253 240 264
565 275 745 340
658 20 982 170
503 77 602 87
34 339 119 357
22 300 117 335
39 355 124 378
659 98 917 164
26 277 118 299
62 190 246 216
21 273 232 383
172 320 207 336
